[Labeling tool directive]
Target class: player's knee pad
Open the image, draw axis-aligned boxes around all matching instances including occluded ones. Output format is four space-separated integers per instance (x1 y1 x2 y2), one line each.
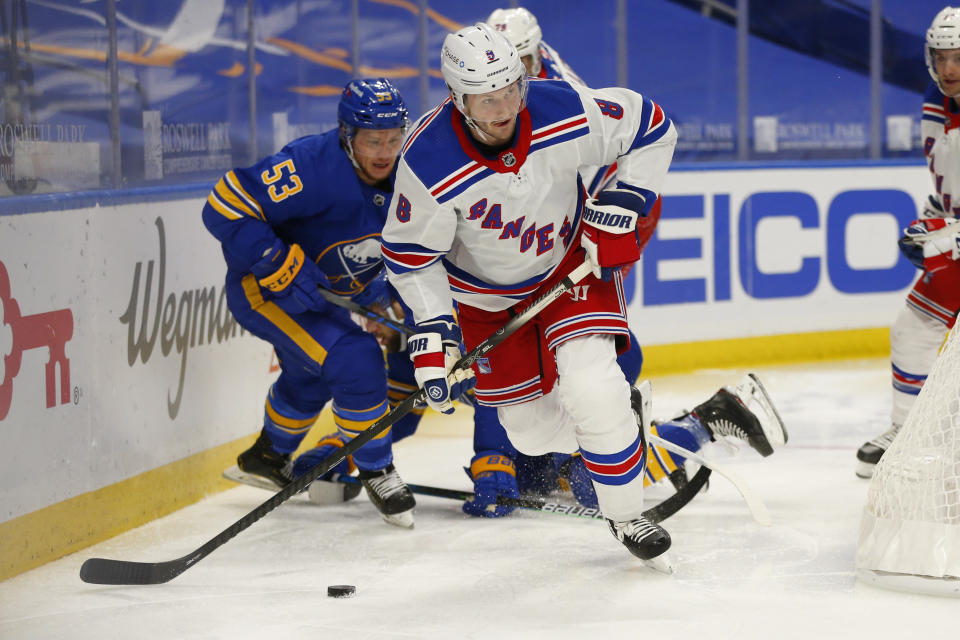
555 336 634 441
891 306 949 373
497 394 578 455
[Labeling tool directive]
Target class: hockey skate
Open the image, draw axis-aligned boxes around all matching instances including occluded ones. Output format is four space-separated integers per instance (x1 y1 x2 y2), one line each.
607 516 673 572
855 423 902 479
693 373 787 457
358 463 416 528
223 431 293 491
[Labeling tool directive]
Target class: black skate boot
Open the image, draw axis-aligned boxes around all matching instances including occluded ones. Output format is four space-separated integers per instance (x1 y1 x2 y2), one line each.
358 463 416 528
224 430 294 491
856 423 902 479
693 374 787 457
607 516 672 562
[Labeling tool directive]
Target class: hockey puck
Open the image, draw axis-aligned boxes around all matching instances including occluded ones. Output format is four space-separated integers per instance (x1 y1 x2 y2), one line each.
327 584 356 598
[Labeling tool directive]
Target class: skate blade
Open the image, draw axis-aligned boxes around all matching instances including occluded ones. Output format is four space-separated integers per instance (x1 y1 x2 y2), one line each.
734 373 788 450
642 551 674 575
222 465 283 492
307 476 363 504
380 509 415 529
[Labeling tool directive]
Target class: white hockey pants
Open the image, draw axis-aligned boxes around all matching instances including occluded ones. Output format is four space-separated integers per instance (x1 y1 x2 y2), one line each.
497 334 646 521
890 305 950 427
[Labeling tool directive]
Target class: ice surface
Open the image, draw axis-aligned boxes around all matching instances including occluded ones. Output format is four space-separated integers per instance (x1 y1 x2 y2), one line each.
1 360 957 639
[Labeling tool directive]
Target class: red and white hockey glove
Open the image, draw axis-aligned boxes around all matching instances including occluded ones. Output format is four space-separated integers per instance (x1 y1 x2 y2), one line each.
408 316 476 414
900 217 960 273
581 187 660 281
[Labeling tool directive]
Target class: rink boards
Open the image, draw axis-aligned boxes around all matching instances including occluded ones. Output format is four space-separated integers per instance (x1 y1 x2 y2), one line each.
0 162 933 578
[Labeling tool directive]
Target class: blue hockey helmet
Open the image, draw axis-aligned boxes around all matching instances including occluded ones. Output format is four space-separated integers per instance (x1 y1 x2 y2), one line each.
338 78 410 138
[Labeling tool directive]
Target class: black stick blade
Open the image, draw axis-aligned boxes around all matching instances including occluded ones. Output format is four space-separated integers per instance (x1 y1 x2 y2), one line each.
79 555 193 585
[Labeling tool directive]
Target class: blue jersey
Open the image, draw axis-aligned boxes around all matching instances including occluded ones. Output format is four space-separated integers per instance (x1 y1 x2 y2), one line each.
202 129 393 297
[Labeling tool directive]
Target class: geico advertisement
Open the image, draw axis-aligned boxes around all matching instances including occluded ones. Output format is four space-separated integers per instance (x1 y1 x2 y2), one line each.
0 200 274 520
624 165 932 344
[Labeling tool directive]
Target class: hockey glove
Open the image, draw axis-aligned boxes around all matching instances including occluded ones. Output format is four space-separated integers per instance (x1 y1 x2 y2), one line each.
408 316 476 414
919 194 946 220
581 186 660 281
252 239 330 315
899 217 960 273
463 452 519 518
292 432 356 480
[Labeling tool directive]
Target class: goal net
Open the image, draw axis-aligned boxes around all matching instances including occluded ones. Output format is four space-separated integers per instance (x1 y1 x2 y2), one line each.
856 321 960 596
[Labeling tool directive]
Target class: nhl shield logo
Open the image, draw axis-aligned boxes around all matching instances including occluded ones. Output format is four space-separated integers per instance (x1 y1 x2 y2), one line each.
502 152 516 167
373 194 385 206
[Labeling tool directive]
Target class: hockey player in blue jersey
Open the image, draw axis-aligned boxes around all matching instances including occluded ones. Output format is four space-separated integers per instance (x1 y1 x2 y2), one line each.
205 78 429 528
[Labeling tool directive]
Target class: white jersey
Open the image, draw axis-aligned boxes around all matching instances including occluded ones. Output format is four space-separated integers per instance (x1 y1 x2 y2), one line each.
922 81 960 215
381 79 676 322
537 41 585 85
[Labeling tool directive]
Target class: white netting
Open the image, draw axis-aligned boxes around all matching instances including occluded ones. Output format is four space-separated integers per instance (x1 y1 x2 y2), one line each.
856 322 960 593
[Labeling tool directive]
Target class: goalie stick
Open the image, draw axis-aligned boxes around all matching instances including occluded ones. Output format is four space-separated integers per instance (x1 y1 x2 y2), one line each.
328 467 711 523
79 261 594 585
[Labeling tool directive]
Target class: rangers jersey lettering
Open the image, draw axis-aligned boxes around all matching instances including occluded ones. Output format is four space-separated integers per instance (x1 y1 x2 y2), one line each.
382 79 676 323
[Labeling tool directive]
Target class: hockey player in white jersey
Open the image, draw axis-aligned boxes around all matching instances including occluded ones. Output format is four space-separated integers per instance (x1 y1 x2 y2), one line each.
382 23 677 563
855 6 960 478
486 6 618 198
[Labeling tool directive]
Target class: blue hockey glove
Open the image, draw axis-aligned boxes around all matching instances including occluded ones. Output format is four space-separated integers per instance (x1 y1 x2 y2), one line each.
463 452 519 518
408 316 476 414
292 432 356 479
252 239 330 315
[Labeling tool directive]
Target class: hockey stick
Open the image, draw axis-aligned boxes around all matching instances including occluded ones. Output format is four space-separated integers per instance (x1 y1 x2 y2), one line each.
649 434 772 526
316 287 413 337
79 261 594 585
329 465 710 523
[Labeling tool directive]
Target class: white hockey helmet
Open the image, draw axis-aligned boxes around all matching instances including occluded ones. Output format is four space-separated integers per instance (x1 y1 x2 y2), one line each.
486 7 542 59
440 22 528 117
925 6 960 95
